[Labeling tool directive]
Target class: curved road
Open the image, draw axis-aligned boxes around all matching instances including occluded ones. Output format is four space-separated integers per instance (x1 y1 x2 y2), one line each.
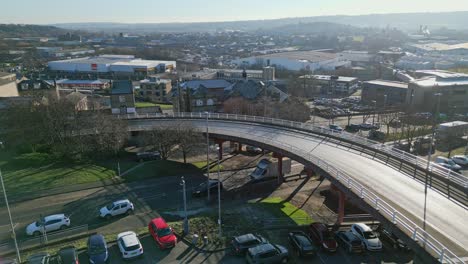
129 118 468 261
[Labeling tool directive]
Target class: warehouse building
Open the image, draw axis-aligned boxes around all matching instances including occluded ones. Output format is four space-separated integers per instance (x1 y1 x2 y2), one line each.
298 75 359 97
47 55 176 80
362 80 408 106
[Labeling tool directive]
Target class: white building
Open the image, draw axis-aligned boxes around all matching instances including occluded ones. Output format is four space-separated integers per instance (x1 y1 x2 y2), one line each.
232 51 350 72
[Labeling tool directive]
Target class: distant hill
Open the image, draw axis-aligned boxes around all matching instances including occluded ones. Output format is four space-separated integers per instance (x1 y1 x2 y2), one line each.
263 22 358 35
53 11 468 33
0 24 68 37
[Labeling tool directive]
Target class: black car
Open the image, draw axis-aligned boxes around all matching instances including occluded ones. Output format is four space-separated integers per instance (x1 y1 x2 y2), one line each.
231 233 268 255
27 253 50 264
288 231 317 257
345 124 360 132
136 151 161 161
57 246 79 264
192 179 223 197
87 234 109 264
335 231 364 254
379 228 410 251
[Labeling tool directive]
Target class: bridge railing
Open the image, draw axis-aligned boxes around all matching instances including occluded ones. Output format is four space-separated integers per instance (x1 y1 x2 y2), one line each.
198 126 464 263
123 112 467 189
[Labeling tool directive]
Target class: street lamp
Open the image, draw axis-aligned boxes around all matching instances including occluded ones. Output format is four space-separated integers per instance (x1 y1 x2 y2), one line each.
371 100 377 125
180 176 189 235
204 112 210 201
0 169 21 263
423 93 442 236
215 146 222 238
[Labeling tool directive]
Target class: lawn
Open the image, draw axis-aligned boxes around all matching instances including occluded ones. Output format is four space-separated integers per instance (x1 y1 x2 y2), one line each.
135 102 173 110
123 160 202 181
252 197 314 225
192 161 224 172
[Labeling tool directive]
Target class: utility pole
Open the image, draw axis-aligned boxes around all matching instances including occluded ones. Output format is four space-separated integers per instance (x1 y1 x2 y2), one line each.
205 112 210 201
180 176 189 235
372 100 377 125
423 93 442 242
0 170 21 263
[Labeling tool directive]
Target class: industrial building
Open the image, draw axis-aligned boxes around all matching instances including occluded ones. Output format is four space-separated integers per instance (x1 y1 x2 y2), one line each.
298 75 359 97
406 70 468 113
232 51 350 71
362 80 408 106
47 55 176 80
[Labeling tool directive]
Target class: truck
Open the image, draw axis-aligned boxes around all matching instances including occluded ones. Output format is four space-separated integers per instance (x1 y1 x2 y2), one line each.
249 158 292 181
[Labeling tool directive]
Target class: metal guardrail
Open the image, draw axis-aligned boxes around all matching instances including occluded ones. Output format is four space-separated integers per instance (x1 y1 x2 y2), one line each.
122 112 468 189
131 120 465 263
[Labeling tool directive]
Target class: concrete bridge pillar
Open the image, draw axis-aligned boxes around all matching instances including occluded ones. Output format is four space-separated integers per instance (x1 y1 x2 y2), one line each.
238 143 242 152
272 152 284 183
215 139 224 160
331 185 346 225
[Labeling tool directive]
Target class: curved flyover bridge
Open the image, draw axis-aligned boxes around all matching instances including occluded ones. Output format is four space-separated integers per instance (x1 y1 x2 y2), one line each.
123 113 468 264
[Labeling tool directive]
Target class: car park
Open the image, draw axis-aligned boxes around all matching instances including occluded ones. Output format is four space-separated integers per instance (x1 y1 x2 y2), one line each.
288 231 317 257
435 156 462 172
99 199 134 219
232 233 268 255
57 246 79 264
87 234 109 264
117 231 144 259
335 231 364 254
379 228 410 251
192 179 223 197
27 253 50 264
148 217 177 249
308 222 338 252
26 214 70 236
451 155 468 166
246 243 289 264
351 223 382 251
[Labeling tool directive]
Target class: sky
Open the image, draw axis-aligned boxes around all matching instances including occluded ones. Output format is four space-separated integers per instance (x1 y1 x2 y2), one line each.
1 0 468 24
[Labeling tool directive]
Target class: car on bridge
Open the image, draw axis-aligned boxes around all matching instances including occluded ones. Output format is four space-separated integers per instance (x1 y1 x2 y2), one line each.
99 199 134 220
308 222 338 252
351 223 382 251
26 214 71 236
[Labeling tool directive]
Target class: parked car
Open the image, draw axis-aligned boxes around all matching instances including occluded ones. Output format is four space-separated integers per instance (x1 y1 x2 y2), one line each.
345 124 360 132
87 234 109 264
288 231 317 257
246 145 263 154
192 179 223 197
136 151 161 161
379 228 410 251
359 123 374 130
393 142 411 153
231 233 268 255
26 214 70 236
451 155 468 166
334 231 364 254
368 130 385 141
435 156 462 172
117 231 143 259
27 253 50 264
99 199 134 219
57 246 79 264
148 217 177 249
351 223 382 251
308 222 338 252
246 243 289 264
329 124 343 132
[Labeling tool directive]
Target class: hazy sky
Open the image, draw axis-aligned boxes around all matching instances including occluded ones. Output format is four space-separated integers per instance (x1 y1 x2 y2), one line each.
2 0 468 24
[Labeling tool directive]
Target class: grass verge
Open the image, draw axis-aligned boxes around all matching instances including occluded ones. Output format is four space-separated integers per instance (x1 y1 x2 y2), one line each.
135 102 173 110
191 161 224 173
123 160 202 181
251 197 314 225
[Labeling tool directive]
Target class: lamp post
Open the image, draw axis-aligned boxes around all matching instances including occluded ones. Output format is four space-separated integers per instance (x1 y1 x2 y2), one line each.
205 112 210 201
372 100 377 125
1 170 21 263
180 176 189 235
423 93 442 236
215 146 222 238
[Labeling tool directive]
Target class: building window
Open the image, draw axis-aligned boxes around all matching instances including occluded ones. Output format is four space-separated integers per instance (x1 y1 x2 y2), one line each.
119 96 126 103
207 99 214 106
196 99 203 106
33 83 41 89
21 83 29 90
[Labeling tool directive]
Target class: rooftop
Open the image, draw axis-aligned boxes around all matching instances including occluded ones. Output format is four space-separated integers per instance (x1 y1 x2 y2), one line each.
410 42 468 51
412 76 468 87
414 70 468 79
255 50 337 62
181 79 233 90
111 81 134 94
300 75 357 82
364 80 408 89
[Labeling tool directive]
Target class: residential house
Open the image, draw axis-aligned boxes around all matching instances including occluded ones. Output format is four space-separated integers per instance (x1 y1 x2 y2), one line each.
173 79 233 112
111 81 136 114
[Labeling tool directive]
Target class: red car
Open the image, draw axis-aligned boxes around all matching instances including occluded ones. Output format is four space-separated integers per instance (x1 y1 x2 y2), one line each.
308 222 338 252
148 217 177 249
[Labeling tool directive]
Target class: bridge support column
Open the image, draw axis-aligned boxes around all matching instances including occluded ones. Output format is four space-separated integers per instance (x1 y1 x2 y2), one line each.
332 185 346 225
273 153 284 183
215 139 224 160
238 143 242 152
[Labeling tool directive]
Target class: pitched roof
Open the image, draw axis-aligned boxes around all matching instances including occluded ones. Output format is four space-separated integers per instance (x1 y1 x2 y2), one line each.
181 79 232 90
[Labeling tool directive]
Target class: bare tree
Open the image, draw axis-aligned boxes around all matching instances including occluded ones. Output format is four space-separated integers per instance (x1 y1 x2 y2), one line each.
380 112 400 136
176 123 203 163
142 127 179 160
